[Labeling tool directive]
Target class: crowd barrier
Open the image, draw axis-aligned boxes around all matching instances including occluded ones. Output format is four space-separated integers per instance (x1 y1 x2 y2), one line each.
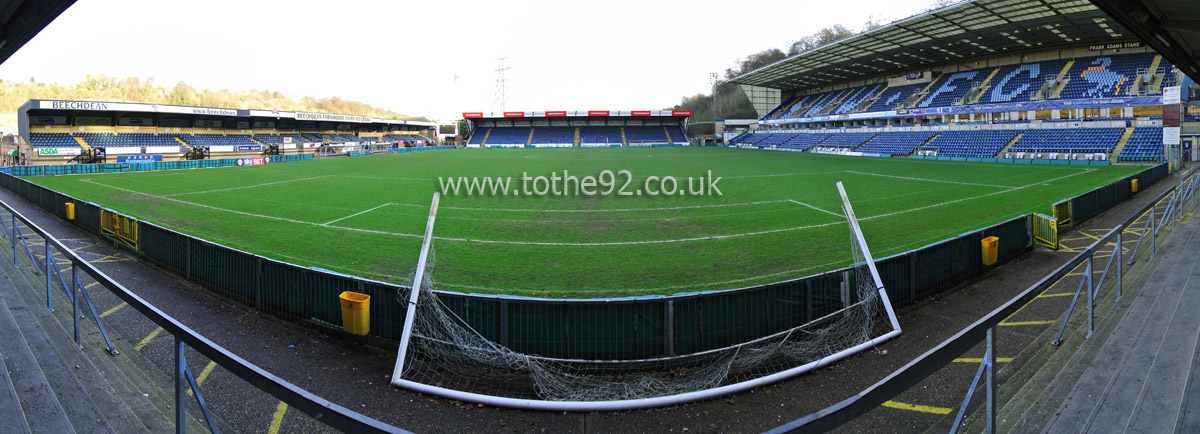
0 159 1170 361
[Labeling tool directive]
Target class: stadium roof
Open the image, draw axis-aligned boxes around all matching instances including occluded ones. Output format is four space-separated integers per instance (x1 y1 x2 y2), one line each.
0 0 74 65
731 0 1140 93
1090 0 1200 81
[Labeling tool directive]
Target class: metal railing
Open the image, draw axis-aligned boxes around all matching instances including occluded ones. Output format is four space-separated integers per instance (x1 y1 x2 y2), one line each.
769 168 1197 433
0 198 409 434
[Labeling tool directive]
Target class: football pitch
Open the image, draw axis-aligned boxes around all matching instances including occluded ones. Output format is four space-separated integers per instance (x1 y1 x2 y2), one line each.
28 148 1143 298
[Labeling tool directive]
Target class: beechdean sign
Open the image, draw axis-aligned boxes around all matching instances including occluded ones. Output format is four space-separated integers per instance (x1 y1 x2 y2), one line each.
295 112 372 123
37 100 238 116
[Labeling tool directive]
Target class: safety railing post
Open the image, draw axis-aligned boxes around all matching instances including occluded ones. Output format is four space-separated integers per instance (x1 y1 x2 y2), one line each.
986 327 995 434
45 241 51 311
1116 230 1123 300
176 337 186 434
10 215 15 268
72 261 80 348
1086 255 1094 339
1151 206 1156 258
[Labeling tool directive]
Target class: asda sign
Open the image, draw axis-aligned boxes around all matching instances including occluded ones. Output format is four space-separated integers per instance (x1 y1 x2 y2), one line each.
36 148 82 156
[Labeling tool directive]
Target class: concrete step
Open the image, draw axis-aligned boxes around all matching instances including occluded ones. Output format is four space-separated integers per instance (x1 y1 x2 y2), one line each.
1 244 211 433
7 275 169 433
956 201 1183 433
0 318 34 434
0 275 77 434
1044 221 1200 432
976 213 1193 433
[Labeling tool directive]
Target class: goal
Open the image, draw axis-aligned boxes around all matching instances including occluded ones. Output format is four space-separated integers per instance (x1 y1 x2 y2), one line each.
390 183 901 410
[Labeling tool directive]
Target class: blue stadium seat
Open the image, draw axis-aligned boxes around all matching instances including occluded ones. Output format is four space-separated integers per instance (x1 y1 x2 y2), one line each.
1118 127 1163 162
1009 128 1124 154
482 127 532 145
29 133 79 148
856 131 938 156
530 127 574 145
924 130 1019 158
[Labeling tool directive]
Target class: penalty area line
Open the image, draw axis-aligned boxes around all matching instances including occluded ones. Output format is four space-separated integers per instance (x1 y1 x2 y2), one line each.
324 203 394 225
163 175 335 197
787 199 842 217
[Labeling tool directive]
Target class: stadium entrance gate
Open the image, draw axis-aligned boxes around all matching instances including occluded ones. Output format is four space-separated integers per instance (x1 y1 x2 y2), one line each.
1033 213 1059 250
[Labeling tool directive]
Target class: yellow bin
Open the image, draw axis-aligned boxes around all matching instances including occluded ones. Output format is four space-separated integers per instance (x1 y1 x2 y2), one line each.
981 236 999 266
339 291 370 336
65 202 75 220
1131 178 1138 193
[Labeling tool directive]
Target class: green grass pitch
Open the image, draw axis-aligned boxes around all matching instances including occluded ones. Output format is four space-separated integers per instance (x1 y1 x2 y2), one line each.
27 148 1142 298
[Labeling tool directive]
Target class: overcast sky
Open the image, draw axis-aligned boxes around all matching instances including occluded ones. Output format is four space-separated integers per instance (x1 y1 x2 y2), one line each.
0 0 935 121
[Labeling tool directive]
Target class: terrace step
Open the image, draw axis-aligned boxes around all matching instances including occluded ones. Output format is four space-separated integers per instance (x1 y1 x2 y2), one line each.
969 67 1002 104
0 336 33 434
73 136 91 152
1050 60 1075 99
0 235 215 433
0 268 112 433
1148 55 1165 94
0 284 62 434
995 132 1024 157
1111 128 1135 163
957 201 1191 433
1039 220 1200 432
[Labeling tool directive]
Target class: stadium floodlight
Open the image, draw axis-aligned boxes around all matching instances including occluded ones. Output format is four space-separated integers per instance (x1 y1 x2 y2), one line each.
389 183 901 411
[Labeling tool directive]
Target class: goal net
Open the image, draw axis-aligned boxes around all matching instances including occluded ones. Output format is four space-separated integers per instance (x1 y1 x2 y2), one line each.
391 184 901 410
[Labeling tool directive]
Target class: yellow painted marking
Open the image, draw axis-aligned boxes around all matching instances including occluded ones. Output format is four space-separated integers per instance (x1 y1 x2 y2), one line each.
196 361 217 385
268 402 288 434
85 281 99 289
92 257 130 264
99 302 127 318
134 327 164 351
1002 272 1072 321
882 400 952 415
1036 292 1077 299
187 361 218 397
999 320 1056 326
952 357 1014 363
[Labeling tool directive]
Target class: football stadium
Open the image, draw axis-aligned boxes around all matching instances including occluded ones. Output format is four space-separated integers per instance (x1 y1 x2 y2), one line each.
0 0 1199 433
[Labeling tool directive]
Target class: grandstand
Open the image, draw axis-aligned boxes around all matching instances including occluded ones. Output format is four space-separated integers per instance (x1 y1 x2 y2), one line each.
727 0 1195 165
17 100 438 164
461 110 691 148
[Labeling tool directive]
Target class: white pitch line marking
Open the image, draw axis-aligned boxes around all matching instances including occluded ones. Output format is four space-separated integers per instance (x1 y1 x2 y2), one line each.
340 175 431 182
324 203 394 225
163 175 333 197
393 199 796 213
844 171 1010 188
787 200 843 217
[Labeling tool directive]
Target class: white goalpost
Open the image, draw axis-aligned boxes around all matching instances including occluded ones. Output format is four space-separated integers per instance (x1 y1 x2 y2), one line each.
390 183 901 410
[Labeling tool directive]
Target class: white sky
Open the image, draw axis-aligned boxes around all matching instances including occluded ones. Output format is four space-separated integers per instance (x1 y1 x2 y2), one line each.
0 0 935 121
